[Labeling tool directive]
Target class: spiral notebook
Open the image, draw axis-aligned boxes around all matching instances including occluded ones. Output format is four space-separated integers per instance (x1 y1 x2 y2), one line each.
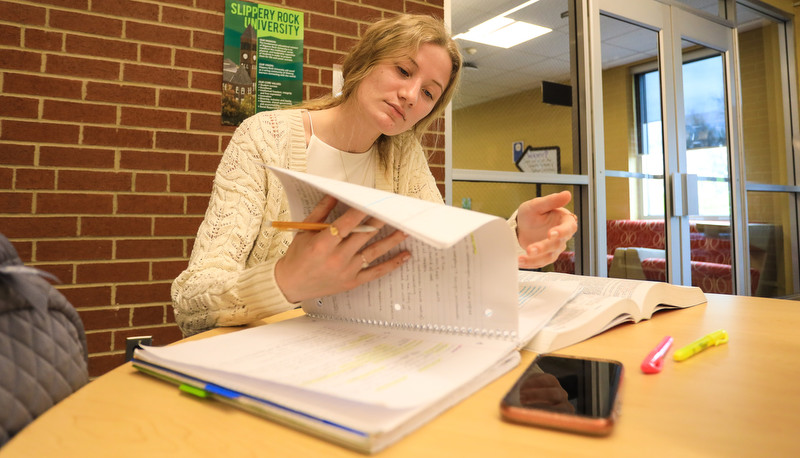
133 168 578 453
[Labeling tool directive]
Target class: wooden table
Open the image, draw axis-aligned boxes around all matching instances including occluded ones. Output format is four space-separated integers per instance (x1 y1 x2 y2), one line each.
2 294 798 457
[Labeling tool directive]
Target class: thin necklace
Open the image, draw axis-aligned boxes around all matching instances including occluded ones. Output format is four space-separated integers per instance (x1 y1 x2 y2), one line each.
339 147 374 187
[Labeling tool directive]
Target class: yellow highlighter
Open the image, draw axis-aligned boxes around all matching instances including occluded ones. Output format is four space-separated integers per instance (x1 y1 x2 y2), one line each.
673 329 729 361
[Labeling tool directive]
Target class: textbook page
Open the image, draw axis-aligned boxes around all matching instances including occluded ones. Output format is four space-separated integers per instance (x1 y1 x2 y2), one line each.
519 270 656 314
524 293 641 353
518 271 705 315
519 270 706 353
269 167 520 337
516 279 582 347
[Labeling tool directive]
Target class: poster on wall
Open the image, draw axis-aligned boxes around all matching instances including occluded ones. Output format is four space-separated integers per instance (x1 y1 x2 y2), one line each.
222 0 304 126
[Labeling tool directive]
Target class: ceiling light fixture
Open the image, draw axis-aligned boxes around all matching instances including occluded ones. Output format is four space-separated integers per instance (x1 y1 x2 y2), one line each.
453 0 552 49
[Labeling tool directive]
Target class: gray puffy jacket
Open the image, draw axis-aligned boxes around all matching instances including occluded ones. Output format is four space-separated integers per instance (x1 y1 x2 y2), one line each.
0 233 88 445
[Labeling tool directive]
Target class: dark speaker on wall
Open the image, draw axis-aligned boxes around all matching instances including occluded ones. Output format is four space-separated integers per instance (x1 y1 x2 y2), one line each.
542 81 572 107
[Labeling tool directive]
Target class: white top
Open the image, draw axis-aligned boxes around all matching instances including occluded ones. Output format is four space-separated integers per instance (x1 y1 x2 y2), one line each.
305 112 376 188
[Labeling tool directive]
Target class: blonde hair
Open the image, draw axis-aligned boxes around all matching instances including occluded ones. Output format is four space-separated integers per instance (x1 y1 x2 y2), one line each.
296 14 462 166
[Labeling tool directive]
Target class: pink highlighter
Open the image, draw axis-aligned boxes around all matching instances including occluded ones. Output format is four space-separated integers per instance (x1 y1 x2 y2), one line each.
641 336 673 374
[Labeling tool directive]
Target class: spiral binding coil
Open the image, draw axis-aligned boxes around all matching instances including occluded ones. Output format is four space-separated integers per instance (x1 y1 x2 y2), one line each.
305 311 518 341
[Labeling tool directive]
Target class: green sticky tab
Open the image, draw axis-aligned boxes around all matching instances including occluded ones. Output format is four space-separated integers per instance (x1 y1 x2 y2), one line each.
179 383 210 398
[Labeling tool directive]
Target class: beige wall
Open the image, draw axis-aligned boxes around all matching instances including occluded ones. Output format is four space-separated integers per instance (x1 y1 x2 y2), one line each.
453 87 574 171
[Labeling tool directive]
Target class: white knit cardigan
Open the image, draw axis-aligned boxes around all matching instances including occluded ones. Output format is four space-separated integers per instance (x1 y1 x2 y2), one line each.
171 109 453 336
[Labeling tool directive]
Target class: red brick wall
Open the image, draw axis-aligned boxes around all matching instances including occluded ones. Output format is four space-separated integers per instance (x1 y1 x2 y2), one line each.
0 0 445 378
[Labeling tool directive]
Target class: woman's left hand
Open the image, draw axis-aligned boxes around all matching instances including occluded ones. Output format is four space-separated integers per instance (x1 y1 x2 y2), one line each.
515 190 578 269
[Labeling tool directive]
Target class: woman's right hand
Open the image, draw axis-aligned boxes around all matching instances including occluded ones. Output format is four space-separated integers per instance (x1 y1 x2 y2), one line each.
274 195 411 303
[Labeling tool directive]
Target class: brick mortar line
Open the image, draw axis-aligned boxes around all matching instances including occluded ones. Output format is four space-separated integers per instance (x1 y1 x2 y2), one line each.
0 7 385 41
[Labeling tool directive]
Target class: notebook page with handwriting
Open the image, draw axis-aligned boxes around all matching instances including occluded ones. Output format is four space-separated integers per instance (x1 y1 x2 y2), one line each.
270 167 520 339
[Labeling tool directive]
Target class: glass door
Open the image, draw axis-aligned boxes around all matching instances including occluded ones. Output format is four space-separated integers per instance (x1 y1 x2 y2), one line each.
590 0 675 280
590 0 743 293
600 12 671 282
671 9 743 294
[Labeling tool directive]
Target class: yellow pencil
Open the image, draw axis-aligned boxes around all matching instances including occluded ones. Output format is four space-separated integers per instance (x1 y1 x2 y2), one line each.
268 221 378 233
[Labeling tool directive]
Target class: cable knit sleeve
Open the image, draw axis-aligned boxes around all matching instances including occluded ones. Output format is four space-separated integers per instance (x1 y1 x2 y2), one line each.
171 111 306 336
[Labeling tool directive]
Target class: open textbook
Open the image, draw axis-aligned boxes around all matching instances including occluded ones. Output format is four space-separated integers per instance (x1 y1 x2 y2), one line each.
133 168 579 454
518 270 707 353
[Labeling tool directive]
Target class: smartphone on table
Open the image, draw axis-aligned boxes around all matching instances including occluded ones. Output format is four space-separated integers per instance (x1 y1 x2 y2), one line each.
500 354 624 436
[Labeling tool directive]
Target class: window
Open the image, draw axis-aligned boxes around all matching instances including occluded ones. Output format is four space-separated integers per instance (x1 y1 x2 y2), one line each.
634 69 665 217
635 54 730 218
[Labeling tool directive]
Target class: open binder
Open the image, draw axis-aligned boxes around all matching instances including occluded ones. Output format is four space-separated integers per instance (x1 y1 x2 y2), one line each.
133 168 578 453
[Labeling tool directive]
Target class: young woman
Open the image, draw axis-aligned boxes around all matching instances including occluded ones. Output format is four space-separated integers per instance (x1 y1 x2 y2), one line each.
172 14 577 336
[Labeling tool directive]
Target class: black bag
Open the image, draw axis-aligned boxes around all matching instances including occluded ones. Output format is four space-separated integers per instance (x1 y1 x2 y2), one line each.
0 234 88 445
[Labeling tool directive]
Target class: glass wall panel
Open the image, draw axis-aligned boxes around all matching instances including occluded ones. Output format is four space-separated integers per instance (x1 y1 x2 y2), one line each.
449 0 798 293
737 4 792 186
736 3 798 297
451 0 578 273
745 192 796 297
452 0 576 176
452 182 577 273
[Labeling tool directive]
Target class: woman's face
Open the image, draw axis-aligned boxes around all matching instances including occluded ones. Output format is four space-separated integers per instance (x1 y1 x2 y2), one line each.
355 43 452 137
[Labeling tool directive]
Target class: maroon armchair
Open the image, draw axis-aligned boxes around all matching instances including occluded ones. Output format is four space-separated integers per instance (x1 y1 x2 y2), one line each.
554 219 760 295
